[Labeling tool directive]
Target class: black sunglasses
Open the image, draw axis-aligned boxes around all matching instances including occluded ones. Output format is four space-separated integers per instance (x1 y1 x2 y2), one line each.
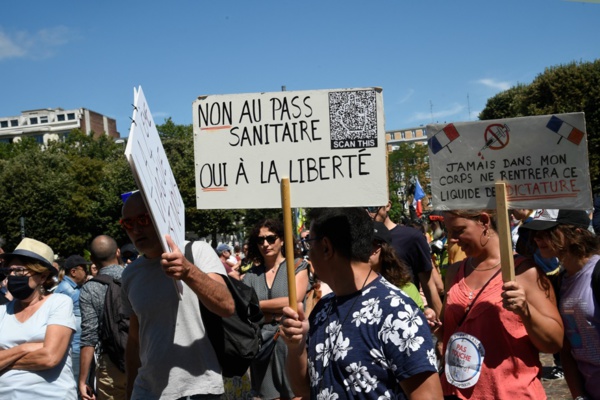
365 206 382 214
300 235 320 251
257 235 278 244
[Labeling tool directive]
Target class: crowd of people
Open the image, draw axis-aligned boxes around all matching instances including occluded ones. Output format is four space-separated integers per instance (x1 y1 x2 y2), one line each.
0 194 599 400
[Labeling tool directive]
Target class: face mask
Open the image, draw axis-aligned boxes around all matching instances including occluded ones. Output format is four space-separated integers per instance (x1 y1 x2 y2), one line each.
7 276 36 301
533 251 560 274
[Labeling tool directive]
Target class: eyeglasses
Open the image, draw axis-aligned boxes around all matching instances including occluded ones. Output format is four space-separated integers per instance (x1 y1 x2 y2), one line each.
120 213 152 230
0 267 31 277
257 235 278 245
365 206 382 214
300 235 320 251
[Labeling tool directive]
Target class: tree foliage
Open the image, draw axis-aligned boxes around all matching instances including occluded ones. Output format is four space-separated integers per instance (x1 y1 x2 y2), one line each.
387 142 430 222
480 60 600 192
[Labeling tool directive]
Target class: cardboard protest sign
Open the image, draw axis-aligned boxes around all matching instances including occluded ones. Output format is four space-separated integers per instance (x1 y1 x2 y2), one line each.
427 113 592 210
192 88 388 209
125 86 186 252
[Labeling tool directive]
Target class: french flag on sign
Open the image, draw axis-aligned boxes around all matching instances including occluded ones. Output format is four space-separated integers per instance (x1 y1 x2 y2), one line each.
546 116 584 145
428 123 460 154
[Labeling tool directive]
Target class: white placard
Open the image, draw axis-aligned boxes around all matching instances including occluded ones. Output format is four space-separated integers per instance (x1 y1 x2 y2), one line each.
125 86 186 251
427 112 592 210
192 87 388 209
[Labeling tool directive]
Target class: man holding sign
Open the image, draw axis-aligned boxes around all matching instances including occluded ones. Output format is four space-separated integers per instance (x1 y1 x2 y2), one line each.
279 208 442 399
120 192 234 400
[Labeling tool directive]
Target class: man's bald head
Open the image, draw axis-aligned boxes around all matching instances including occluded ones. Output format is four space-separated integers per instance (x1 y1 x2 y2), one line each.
90 235 120 268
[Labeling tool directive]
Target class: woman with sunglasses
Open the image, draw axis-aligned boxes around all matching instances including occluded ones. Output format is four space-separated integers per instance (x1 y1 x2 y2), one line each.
243 219 309 400
0 238 77 399
440 210 563 400
520 209 600 400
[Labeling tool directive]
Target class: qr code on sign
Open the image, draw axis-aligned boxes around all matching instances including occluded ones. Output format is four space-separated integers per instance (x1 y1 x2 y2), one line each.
328 90 378 150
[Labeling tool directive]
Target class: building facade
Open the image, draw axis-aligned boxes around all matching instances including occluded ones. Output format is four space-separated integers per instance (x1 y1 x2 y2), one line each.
0 108 119 145
386 125 428 151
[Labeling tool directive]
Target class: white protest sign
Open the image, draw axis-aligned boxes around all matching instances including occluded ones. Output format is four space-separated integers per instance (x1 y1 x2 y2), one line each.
125 86 186 251
192 88 388 209
427 112 592 210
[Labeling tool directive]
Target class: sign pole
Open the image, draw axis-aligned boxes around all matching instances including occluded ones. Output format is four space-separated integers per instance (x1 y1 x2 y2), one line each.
281 178 298 311
495 181 515 282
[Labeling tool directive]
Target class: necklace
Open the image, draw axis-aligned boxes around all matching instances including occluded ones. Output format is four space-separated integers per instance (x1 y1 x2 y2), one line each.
468 257 501 272
319 269 373 392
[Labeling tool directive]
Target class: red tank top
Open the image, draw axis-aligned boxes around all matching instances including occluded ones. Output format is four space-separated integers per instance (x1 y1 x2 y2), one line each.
441 258 546 399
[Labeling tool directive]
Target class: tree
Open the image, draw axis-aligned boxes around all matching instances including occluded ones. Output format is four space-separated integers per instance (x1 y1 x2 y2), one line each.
480 60 600 193
387 142 430 222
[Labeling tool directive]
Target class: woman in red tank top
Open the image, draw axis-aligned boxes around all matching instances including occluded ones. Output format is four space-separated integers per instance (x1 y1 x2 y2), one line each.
437 209 563 399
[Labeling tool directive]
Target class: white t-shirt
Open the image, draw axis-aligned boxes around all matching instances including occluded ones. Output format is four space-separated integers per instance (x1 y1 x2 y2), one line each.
121 240 227 400
0 294 77 400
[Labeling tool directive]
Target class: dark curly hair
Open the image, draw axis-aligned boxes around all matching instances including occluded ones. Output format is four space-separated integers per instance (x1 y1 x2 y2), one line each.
246 219 285 265
377 242 412 288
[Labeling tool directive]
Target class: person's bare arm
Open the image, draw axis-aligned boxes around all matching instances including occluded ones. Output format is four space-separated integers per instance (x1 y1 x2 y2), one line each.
399 371 443 400
418 269 443 321
560 338 588 399
0 342 43 371
11 324 73 370
502 264 563 353
162 235 234 317
280 304 310 398
125 314 141 400
79 346 96 400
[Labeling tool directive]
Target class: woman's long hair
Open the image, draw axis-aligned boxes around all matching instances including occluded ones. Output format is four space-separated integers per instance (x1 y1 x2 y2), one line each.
378 242 412 289
246 219 285 265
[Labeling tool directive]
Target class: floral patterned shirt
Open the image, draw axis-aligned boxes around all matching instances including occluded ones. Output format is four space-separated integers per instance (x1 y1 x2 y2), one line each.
307 276 437 399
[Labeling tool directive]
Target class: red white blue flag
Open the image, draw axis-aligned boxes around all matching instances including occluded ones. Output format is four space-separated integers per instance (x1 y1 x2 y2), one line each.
546 115 584 145
428 123 460 154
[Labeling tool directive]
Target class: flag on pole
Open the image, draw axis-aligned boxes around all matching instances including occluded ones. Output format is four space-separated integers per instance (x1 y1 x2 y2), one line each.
546 115 584 145
295 208 306 236
428 123 460 154
412 178 426 218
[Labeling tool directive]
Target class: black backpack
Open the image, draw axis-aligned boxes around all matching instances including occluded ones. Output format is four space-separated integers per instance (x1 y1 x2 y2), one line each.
90 274 129 372
184 242 264 377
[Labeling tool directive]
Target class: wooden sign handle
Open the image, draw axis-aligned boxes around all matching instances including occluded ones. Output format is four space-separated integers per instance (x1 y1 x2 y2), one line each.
495 182 515 282
281 178 298 311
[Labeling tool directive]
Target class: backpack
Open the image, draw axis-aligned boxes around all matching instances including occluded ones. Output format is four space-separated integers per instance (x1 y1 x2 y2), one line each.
90 274 129 373
184 242 264 377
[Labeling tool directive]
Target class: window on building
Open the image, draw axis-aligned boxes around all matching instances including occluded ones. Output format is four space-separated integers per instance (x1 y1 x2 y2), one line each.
0 121 7 128
411 130 416 137
33 135 44 144
401 132 405 139
57 114 65 122
30 117 38 125
0 138 12 144
10 119 18 127
67 113 76 120
40 116 48 123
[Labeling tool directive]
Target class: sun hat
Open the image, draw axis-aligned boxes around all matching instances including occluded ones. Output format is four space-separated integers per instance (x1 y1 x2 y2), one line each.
520 209 590 231
0 237 56 274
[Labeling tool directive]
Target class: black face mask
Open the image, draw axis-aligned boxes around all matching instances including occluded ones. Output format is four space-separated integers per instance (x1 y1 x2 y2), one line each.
7 276 35 301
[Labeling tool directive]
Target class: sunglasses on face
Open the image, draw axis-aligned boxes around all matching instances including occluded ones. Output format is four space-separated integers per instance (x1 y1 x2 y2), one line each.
365 206 382 214
120 213 152 230
0 267 32 277
257 235 278 245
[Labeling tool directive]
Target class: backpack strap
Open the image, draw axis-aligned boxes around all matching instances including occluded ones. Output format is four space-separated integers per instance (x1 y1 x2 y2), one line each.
91 274 114 285
184 241 194 264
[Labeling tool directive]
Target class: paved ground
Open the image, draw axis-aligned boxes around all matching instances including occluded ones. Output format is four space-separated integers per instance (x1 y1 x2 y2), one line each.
540 352 571 399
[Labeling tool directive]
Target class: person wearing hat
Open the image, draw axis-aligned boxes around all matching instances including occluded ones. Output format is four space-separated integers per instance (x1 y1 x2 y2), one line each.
0 237 77 399
521 209 599 400
216 243 240 280
55 254 91 386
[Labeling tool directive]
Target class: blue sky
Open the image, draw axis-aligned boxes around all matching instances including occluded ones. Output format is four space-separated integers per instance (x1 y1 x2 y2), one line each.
1 0 598 137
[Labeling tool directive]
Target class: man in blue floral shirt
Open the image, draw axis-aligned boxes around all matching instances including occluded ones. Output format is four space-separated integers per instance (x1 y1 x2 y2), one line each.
280 208 442 399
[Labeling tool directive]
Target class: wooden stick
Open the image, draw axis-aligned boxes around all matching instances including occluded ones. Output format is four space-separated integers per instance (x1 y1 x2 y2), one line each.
495 182 515 282
281 178 298 311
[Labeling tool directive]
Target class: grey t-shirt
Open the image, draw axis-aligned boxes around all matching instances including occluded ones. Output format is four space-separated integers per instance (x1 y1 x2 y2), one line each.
121 241 226 400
